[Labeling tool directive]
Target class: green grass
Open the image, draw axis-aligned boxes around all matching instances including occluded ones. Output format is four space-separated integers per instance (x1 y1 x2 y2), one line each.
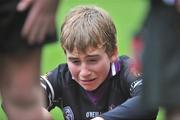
0 0 164 119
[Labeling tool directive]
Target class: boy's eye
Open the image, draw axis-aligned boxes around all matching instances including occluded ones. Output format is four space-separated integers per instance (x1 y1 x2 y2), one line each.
89 59 97 62
72 60 80 64
88 59 98 63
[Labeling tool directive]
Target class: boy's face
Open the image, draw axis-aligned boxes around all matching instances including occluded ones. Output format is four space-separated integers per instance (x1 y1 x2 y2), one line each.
66 47 117 91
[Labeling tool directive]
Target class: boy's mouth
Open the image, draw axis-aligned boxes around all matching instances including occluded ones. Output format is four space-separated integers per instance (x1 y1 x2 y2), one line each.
80 78 96 84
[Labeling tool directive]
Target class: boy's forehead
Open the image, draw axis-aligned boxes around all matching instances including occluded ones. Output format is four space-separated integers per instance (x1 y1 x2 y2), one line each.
66 47 105 56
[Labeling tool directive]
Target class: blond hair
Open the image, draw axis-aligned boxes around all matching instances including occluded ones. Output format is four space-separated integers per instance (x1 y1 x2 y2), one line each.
60 5 117 56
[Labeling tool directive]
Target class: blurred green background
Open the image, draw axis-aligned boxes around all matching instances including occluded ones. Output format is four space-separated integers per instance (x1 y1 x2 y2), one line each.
0 0 165 119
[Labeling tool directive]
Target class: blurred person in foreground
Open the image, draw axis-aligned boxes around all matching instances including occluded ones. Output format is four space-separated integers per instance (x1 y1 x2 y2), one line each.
132 0 180 120
0 0 59 119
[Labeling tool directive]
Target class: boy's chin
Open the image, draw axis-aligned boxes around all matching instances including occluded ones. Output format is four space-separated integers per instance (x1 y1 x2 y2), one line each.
83 86 99 91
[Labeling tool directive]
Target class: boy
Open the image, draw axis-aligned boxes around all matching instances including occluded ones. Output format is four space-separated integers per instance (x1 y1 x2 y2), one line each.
0 0 59 119
40 6 158 120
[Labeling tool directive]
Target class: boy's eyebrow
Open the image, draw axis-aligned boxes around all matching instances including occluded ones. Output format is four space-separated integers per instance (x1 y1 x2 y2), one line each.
86 55 100 58
68 57 79 60
68 55 100 59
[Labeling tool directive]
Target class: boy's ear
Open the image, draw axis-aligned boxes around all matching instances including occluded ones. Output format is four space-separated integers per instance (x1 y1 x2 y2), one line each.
110 47 118 62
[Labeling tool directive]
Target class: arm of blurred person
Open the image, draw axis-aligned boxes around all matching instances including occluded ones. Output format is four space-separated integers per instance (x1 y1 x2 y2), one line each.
16 0 60 44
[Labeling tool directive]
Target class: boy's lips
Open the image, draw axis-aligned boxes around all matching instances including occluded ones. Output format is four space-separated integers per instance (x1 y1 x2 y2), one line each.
80 78 96 84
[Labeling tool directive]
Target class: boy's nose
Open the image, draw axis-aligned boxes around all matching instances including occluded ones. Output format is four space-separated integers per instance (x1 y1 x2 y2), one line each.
79 64 91 77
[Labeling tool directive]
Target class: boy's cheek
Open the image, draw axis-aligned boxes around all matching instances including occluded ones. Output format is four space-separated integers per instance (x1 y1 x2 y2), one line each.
68 64 79 79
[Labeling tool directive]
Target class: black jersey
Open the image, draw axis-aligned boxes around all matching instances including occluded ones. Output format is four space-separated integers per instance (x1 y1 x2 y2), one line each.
40 56 158 120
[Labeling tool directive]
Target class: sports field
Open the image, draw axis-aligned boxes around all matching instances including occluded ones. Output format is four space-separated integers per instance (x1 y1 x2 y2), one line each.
0 0 164 119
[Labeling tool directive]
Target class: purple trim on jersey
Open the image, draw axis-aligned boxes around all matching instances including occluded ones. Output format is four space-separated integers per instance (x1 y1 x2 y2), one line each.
85 60 121 105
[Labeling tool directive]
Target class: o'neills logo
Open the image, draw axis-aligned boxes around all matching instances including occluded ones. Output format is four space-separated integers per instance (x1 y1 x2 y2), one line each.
63 106 74 120
86 111 101 118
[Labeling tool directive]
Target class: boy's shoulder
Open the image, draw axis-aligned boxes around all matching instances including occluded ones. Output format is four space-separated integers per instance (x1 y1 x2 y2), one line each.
41 63 75 88
117 55 141 79
44 63 69 79
118 55 130 60
111 55 131 76
118 55 131 63
118 55 131 67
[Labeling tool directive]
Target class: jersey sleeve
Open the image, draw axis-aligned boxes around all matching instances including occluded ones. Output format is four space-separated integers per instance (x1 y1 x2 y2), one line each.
40 66 62 110
101 96 158 120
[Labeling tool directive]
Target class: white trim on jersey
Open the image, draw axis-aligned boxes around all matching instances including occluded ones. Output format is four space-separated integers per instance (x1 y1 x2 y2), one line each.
111 63 116 76
130 79 143 93
133 79 143 89
41 82 46 90
40 75 55 100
